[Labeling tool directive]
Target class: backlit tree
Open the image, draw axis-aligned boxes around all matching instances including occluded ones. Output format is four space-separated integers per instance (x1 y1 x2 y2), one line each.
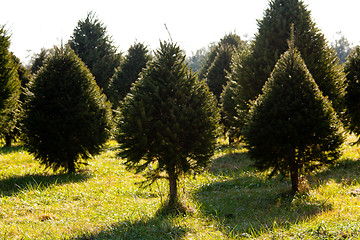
229 0 346 133
22 46 112 173
243 41 344 192
117 41 220 212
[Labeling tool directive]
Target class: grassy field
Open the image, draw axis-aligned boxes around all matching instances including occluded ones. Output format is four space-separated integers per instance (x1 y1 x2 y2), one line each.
1 138 360 239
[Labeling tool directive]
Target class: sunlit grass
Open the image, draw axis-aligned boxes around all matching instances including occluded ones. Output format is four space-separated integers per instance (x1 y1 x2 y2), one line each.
1 138 360 239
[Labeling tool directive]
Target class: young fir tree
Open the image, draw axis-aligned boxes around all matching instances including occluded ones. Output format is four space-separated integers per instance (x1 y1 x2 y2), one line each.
117 41 220 213
344 46 360 136
0 25 21 147
22 45 112 173
228 0 346 132
109 42 151 109
69 12 121 97
243 40 344 192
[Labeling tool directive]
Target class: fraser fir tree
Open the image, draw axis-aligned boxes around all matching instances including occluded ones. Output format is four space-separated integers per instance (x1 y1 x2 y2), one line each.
22 46 112 173
117 41 220 213
243 40 344 192
229 0 346 132
344 46 360 136
69 12 121 97
0 25 21 147
109 42 151 109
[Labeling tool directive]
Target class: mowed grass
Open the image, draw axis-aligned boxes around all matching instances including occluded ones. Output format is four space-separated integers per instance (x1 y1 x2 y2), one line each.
1 138 360 239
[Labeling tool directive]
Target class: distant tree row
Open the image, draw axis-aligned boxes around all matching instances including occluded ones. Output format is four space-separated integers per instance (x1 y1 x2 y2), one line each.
2 0 360 213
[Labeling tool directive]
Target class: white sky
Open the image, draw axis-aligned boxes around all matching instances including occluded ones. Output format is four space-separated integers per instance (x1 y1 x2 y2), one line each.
1 0 360 64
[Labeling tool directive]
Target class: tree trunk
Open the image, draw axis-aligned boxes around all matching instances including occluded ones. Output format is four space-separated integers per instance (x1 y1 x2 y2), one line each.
5 135 12 147
68 160 76 174
228 135 234 145
290 158 299 193
168 168 178 207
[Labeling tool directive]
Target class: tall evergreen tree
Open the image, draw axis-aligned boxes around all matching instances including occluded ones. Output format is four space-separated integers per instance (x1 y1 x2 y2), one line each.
109 42 151 109
69 12 121 97
206 44 233 100
117 41 220 213
0 25 21 147
221 46 251 142
344 46 360 136
198 33 243 80
229 0 346 132
22 45 112 173
243 41 344 192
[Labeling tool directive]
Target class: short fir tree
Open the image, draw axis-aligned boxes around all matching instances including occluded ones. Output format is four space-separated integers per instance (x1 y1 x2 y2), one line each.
109 42 151 109
243 41 344 192
344 46 360 136
117 41 220 213
0 25 21 147
22 46 112 173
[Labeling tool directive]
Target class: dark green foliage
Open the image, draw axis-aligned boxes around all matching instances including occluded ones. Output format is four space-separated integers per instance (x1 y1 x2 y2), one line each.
4 53 33 146
344 46 360 136
117 41 220 211
243 43 344 192
22 46 112 173
30 48 50 74
69 12 121 97
230 0 346 132
12 54 32 91
221 47 252 142
0 26 21 146
206 44 233 100
220 80 239 143
109 42 151 109
198 33 243 80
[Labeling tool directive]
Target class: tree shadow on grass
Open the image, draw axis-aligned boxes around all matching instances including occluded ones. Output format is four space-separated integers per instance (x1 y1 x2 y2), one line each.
0 171 92 197
0 145 24 154
310 158 360 185
209 151 253 177
74 215 189 240
194 152 333 238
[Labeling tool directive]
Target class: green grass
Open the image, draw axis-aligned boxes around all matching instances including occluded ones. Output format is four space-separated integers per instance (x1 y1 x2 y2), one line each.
1 138 360 239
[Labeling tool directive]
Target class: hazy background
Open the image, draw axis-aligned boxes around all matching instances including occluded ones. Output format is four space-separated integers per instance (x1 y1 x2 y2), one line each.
1 0 359 63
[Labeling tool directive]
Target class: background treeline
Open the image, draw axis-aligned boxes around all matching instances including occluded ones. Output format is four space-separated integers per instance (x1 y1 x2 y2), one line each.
1 0 360 213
